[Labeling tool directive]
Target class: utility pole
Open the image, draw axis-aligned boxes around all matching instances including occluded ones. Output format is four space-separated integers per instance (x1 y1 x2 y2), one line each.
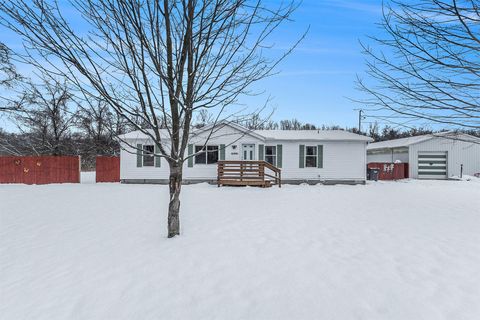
354 108 366 133
358 109 363 133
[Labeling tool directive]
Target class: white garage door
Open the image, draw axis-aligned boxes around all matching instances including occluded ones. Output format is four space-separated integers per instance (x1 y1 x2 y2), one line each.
418 152 447 179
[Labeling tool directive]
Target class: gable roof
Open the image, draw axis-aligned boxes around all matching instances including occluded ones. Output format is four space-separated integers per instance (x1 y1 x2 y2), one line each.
117 121 265 141
367 132 480 151
118 121 373 142
193 121 265 140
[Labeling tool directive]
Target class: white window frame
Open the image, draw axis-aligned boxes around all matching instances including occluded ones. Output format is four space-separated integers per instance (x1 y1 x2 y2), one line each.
305 145 317 168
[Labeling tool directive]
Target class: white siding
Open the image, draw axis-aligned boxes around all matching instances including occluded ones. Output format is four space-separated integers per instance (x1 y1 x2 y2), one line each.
120 125 368 182
409 136 480 178
120 125 263 181
275 140 367 181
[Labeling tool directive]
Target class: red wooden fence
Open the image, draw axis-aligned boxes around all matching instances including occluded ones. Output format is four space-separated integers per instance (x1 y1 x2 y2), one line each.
96 156 120 183
367 163 409 180
0 156 80 184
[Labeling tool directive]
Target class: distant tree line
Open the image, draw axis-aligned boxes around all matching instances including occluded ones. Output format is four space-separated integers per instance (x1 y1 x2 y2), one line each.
1 73 478 170
2 87 479 171
0 76 133 169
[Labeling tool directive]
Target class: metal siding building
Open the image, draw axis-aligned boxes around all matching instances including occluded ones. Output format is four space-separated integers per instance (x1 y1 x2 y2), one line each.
367 133 480 179
409 137 480 179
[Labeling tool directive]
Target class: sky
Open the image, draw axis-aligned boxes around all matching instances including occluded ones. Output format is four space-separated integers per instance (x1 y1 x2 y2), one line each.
0 0 384 131
241 0 383 128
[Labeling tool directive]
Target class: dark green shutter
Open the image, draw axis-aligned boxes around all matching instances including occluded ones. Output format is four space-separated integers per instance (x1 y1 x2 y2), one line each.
276 144 283 168
188 144 194 167
258 144 264 161
299 145 305 168
220 144 226 160
136 144 143 167
317 145 323 168
154 143 161 167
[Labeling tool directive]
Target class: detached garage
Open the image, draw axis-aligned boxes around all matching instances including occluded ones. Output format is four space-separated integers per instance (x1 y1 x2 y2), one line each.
367 132 480 179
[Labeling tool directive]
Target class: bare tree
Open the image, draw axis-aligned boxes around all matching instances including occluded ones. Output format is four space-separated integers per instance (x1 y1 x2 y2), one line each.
357 0 480 130
0 42 21 111
194 109 214 128
0 42 18 87
279 118 316 130
78 100 111 151
13 77 78 155
77 99 121 154
0 0 304 237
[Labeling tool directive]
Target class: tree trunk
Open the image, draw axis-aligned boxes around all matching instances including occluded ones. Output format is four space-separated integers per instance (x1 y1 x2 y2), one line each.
168 162 182 238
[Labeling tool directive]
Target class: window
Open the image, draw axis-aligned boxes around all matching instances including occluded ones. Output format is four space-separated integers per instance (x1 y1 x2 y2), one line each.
305 146 317 168
143 145 155 166
195 145 219 164
265 145 276 166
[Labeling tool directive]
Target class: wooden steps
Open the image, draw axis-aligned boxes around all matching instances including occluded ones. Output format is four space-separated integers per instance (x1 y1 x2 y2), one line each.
218 179 272 187
217 161 281 188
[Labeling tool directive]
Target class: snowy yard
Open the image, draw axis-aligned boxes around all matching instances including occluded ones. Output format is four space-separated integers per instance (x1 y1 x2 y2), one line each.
1 178 480 320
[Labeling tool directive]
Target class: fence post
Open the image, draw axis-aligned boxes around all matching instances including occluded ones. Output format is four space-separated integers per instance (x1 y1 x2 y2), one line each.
78 156 81 183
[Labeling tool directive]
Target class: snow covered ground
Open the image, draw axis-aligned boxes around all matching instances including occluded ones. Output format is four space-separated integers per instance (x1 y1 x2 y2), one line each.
1 177 480 320
80 171 96 184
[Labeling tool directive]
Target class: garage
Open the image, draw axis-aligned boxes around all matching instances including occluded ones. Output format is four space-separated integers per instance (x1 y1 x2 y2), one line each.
417 152 447 179
367 132 480 179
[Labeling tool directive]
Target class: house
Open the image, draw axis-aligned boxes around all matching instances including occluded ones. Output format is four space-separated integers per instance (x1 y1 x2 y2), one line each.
118 122 373 185
367 132 480 179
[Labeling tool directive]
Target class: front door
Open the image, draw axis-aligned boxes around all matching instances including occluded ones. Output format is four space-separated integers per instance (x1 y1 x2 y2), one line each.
242 144 255 161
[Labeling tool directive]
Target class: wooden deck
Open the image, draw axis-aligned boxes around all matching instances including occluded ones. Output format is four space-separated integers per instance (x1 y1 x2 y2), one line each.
217 161 281 188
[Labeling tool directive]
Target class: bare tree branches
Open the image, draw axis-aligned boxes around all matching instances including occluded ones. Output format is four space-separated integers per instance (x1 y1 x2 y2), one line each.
12 77 78 155
0 42 21 111
0 0 303 237
357 0 480 130
0 42 19 88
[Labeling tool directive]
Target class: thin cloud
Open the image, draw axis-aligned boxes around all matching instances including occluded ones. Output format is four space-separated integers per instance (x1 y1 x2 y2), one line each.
274 70 355 77
273 45 359 56
311 0 382 15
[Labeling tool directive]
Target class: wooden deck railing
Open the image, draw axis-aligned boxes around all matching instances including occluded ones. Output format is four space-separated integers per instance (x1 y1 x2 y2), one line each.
217 160 281 188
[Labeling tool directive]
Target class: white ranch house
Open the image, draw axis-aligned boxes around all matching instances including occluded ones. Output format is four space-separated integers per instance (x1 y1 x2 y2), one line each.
367 132 480 179
119 122 373 185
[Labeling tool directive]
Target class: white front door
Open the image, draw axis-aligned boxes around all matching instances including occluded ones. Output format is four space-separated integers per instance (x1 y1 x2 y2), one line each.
242 144 255 160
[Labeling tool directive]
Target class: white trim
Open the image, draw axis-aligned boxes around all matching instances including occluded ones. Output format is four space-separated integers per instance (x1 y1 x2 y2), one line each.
241 143 256 161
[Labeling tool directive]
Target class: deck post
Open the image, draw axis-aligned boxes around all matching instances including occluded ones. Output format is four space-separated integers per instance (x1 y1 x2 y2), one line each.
240 162 244 182
259 163 264 183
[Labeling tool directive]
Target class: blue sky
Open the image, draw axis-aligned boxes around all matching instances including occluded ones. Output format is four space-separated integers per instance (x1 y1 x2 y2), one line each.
245 0 383 128
1 0 384 130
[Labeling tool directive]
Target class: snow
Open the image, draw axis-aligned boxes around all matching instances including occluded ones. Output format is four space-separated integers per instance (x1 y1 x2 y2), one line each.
253 129 373 142
1 178 480 319
80 171 96 184
119 121 372 142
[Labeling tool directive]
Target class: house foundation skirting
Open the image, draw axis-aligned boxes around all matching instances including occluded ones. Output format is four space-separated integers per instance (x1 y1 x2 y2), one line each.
121 179 366 185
